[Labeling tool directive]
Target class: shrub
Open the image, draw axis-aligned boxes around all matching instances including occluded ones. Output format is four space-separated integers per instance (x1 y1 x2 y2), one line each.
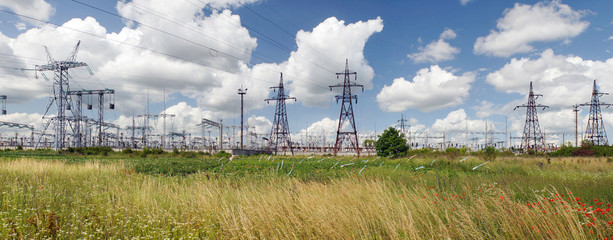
215 150 231 158
122 148 133 154
376 127 408 158
480 146 497 161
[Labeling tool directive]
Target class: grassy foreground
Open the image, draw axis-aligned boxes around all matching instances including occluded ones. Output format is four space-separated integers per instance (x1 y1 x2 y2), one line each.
0 153 613 239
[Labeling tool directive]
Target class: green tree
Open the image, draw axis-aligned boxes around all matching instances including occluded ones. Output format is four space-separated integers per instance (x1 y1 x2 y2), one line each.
376 127 408 157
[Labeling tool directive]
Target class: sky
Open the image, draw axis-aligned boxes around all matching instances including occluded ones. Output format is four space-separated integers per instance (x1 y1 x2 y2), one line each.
0 0 613 148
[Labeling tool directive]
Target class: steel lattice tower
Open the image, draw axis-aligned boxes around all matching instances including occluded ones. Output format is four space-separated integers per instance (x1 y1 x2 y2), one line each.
34 41 91 150
514 81 548 152
581 80 611 146
265 73 296 155
330 59 363 156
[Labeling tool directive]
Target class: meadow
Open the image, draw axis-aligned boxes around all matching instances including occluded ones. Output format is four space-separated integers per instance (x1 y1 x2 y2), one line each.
0 149 612 239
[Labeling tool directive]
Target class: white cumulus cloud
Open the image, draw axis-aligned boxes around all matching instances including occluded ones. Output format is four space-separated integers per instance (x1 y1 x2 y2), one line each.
0 0 54 25
408 28 460 63
376 65 475 112
474 0 589 57
486 49 613 109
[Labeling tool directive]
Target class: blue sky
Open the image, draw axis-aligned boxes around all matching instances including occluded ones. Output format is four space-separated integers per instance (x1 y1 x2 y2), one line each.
1 0 613 148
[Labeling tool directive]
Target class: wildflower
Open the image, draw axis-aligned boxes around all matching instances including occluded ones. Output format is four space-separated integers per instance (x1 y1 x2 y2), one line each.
500 196 504 201
40 186 44 189
595 199 599 202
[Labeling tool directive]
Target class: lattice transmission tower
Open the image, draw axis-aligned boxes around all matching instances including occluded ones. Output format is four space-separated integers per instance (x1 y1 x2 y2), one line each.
330 59 363 156
580 80 611 146
265 73 296 155
514 81 548 152
34 41 92 150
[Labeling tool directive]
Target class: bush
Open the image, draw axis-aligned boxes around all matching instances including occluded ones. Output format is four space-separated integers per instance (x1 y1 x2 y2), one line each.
214 150 231 158
63 147 113 156
16 145 23 150
122 148 133 154
480 146 497 161
376 127 408 158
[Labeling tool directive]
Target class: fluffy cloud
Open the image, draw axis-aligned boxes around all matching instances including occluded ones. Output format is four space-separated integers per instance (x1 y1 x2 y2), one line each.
376 65 475 112
0 112 43 129
431 109 493 132
486 49 613 146
486 49 613 109
2 1 383 123
474 0 589 57
291 117 339 145
247 115 272 136
408 29 460 63
0 0 54 25
280 17 383 107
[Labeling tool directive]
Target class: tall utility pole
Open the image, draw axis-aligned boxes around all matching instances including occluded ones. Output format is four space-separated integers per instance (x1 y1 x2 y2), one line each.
265 73 296 155
34 41 92 150
580 80 611 146
329 59 363 156
0 95 6 115
238 86 247 149
573 104 579 147
514 81 548 152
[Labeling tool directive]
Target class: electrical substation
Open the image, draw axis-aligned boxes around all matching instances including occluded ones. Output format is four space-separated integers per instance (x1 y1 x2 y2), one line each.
0 44 611 154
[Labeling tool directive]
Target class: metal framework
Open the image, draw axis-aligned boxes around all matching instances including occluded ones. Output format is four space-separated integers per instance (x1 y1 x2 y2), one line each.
330 59 363 156
34 41 92 150
514 81 548 152
197 118 223 151
67 89 115 147
265 73 296 155
580 80 611 146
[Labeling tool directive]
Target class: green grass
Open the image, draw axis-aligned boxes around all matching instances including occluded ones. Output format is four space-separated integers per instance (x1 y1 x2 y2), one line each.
0 151 612 239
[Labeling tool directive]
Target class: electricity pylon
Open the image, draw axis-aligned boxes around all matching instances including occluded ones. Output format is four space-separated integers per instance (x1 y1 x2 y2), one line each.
514 81 548 152
265 73 296 155
330 59 363 156
34 41 92 150
580 80 611 146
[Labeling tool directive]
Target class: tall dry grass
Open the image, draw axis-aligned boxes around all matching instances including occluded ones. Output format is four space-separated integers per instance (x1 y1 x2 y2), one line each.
0 158 611 239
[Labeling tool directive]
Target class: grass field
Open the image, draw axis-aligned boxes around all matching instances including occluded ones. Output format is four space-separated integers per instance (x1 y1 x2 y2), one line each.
1 150 612 239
